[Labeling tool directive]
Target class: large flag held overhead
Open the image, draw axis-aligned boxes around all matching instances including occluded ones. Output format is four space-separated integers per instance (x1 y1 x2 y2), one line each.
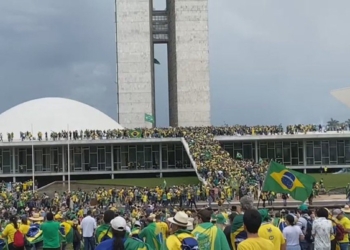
262 161 316 202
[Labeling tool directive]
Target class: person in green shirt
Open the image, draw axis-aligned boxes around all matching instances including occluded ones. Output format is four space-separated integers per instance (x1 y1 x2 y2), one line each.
95 210 115 244
40 212 61 250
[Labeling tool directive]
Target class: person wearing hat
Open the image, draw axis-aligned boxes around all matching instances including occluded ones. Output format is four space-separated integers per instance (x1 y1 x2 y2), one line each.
72 219 82 250
29 213 44 223
163 211 197 250
95 216 151 250
341 205 350 219
333 208 350 250
257 209 285 250
95 210 114 244
138 213 162 250
192 208 230 250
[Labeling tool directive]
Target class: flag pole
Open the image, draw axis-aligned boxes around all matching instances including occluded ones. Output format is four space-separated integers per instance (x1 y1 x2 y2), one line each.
31 124 35 193
67 124 71 193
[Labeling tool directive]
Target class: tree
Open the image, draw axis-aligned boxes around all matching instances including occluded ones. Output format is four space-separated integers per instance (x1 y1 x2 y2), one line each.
327 118 339 128
344 119 350 129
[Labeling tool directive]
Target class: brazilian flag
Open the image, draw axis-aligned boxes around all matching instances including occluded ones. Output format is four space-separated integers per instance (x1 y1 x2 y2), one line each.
128 129 142 138
262 161 315 202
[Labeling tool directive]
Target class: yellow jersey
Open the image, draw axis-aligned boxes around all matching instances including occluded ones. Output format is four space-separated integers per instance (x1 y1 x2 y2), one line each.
258 223 285 250
338 216 350 243
237 237 274 250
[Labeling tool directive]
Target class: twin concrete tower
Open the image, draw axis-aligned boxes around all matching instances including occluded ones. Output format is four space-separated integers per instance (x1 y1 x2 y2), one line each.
115 0 211 128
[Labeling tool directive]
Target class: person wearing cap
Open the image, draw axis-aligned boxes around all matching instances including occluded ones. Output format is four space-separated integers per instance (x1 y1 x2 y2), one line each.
139 214 163 250
192 208 230 250
333 208 350 250
237 209 274 250
95 216 151 250
231 195 255 250
95 210 114 244
296 204 312 250
163 211 197 250
257 209 285 250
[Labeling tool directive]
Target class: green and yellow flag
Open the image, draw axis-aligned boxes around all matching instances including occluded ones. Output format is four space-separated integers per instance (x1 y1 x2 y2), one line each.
262 161 316 202
128 129 142 138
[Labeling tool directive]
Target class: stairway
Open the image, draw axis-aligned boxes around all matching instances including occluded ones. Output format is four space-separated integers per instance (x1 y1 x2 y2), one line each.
181 133 235 186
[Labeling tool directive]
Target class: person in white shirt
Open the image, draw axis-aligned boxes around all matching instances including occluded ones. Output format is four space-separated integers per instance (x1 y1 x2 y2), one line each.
312 208 333 250
81 210 97 250
283 214 304 250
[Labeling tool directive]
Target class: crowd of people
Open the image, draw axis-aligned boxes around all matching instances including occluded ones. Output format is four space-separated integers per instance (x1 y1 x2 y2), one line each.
0 189 348 250
1 120 350 142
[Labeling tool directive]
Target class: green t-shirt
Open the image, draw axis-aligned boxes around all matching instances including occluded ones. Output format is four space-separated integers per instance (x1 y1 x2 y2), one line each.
40 221 61 248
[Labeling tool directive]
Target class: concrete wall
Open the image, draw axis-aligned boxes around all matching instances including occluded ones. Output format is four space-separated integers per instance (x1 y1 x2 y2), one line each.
167 0 211 127
116 0 154 129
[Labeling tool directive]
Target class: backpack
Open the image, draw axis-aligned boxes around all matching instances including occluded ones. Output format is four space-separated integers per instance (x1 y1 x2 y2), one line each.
180 237 199 250
303 217 313 243
334 223 345 241
13 229 25 248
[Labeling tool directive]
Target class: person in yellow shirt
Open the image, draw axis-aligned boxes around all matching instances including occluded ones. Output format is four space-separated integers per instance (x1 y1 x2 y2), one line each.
156 213 169 238
237 209 274 250
2 215 24 250
258 209 286 250
333 209 350 250
19 216 30 235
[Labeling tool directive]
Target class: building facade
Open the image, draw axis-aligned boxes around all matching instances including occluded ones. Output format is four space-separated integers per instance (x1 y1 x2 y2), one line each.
2 133 350 182
115 0 211 128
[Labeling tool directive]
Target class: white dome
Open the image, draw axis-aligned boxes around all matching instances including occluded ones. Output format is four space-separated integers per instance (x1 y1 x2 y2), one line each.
0 97 123 137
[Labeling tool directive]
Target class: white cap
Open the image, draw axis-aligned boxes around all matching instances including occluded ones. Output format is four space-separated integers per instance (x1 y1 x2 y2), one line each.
111 216 126 231
134 221 141 227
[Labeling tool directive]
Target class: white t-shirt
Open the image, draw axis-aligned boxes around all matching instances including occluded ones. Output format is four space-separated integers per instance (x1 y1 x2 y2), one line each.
81 215 97 237
283 225 303 246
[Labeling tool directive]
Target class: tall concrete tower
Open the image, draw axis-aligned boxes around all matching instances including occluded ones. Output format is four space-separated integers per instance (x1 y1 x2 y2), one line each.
115 0 211 128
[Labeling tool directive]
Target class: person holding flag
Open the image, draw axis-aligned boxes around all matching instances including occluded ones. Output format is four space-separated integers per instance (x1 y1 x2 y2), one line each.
262 161 316 202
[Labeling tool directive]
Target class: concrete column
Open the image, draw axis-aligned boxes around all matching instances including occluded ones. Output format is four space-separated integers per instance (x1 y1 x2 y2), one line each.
13 176 16 183
62 175 66 181
255 140 258 162
159 143 163 178
303 140 307 173
62 145 66 173
12 147 15 175
111 145 114 179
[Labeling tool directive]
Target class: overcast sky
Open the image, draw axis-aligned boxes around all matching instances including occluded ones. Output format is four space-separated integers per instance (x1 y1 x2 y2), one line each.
0 1 350 127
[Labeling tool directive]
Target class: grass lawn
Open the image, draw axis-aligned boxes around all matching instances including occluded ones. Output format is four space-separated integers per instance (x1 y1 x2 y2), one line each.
76 176 200 187
310 173 349 190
